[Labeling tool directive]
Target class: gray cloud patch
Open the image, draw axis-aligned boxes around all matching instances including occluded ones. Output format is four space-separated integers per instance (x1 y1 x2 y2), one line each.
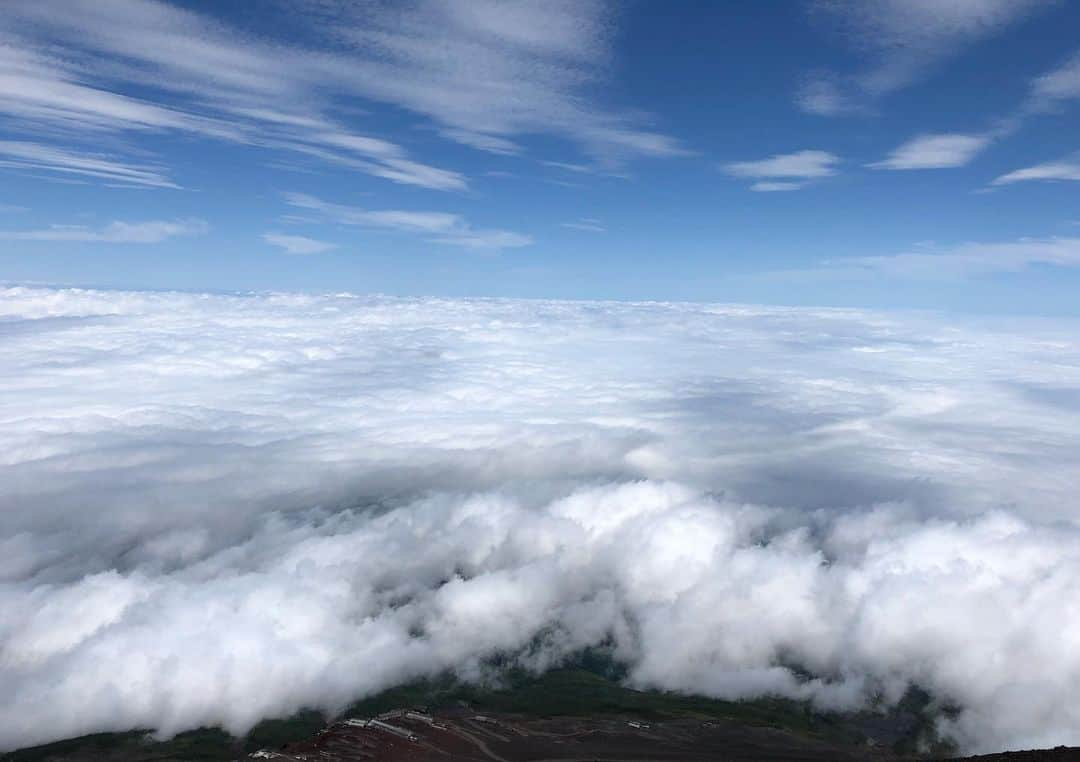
1 287 1080 754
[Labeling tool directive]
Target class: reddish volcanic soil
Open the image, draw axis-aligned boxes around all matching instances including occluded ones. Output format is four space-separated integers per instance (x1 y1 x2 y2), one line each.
254 709 907 761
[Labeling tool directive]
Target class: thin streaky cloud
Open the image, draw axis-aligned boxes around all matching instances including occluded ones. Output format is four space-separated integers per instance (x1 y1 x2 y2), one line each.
799 0 1054 115
824 236 1080 278
723 150 838 192
0 0 686 196
863 44 1080 175
261 233 339 255
283 192 533 251
561 219 606 232
751 181 807 192
304 0 689 165
0 219 208 244
992 156 1080 186
1027 50 1080 110
724 150 839 179
0 1 464 191
869 133 992 170
0 141 180 189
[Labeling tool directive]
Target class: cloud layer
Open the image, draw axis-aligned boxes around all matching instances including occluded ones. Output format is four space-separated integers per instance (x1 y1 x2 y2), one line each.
1 286 1080 754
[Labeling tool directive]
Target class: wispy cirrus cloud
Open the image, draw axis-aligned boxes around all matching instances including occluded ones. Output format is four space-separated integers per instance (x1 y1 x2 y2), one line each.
0 140 179 189
0 0 465 191
722 150 839 191
869 133 992 170
749 181 810 193
992 155 1080 186
799 0 1054 115
284 192 533 251
561 218 606 233
866 40 1080 178
826 236 1080 278
300 0 688 165
0 218 208 244
262 232 338 255
0 0 686 194
1027 50 1080 110
978 52 1080 184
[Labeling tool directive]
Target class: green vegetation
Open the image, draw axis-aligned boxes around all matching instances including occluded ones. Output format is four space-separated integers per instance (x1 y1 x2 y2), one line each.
0 716 326 762
346 667 861 743
2 659 947 759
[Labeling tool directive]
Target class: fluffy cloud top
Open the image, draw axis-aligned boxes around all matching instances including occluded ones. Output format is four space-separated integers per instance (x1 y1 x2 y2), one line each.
1 286 1080 754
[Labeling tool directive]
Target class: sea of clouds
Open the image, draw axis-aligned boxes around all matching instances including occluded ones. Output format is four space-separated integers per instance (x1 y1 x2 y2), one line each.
2 285 1080 753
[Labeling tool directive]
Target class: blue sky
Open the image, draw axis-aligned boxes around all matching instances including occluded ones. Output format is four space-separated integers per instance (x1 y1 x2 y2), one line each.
0 0 1079 312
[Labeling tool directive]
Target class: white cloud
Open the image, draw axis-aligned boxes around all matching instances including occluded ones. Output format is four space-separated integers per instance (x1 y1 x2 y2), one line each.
827 236 1080 277
0 140 179 189
750 180 807 192
560 218 606 232
795 77 854 116
283 192 532 251
0 0 685 191
0 218 208 244
1029 51 1080 109
856 45 1080 171
438 129 522 156
724 150 839 179
0 1 465 191
870 132 992 170
992 156 1080 186
723 150 838 191
800 0 1053 114
1 286 1080 755
262 232 338 255
305 0 687 164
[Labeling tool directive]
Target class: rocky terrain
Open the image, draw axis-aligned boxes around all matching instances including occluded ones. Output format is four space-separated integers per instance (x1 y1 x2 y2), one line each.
7 667 1078 761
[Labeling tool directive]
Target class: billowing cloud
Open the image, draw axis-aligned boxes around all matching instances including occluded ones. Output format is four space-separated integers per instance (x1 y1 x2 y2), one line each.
870 133 991 170
1 286 1080 754
0 218 208 244
284 192 533 251
262 232 338 255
